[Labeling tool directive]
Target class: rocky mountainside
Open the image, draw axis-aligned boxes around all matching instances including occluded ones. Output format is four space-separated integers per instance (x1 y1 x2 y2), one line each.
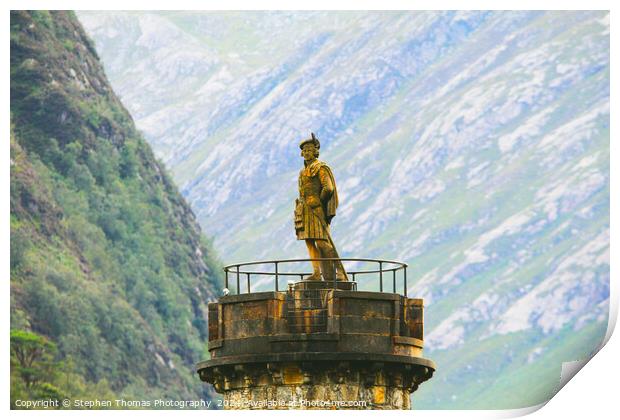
10 11 222 404
78 11 609 408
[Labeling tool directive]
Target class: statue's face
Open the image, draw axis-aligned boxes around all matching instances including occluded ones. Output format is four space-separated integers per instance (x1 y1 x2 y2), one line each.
301 143 318 161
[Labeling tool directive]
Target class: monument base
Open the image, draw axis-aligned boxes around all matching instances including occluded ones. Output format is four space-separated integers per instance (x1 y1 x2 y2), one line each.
203 360 423 409
292 280 356 291
198 289 434 410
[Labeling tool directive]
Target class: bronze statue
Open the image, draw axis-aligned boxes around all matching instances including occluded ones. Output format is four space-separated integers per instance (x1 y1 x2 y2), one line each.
294 133 347 281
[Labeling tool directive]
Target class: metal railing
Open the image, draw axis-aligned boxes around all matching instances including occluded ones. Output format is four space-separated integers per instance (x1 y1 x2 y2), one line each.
223 258 409 296
286 289 329 333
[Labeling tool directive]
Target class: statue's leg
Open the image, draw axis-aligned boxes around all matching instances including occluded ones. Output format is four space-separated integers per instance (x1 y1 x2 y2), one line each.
316 239 337 282
324 225 347 281
327 236 347 281
305 239 321 280
335 256 347 281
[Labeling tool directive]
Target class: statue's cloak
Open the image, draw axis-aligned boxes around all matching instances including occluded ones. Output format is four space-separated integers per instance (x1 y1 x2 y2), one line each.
302 160 338 225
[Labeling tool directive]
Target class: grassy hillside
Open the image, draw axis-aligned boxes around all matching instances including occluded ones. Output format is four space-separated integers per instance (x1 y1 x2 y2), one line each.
10 11 222 407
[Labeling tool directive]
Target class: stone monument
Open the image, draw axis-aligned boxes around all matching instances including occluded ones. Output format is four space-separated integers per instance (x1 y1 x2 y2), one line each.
196 133 435 409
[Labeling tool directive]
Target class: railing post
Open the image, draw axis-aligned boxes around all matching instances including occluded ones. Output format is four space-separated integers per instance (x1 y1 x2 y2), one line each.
404 265 407 297
275 262 279 292
236 265 240 295
246 273 251 294
393 269 396 293
225 268 229 290
379 261 383 292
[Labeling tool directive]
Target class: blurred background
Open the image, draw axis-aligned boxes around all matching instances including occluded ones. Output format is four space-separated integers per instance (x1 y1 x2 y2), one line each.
78 11 609 408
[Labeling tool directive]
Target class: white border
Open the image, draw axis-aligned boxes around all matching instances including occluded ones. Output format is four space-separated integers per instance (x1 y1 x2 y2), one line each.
3 2 616 420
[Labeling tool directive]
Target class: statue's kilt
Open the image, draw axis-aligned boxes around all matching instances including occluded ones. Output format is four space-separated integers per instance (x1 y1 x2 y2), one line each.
295 200 329 240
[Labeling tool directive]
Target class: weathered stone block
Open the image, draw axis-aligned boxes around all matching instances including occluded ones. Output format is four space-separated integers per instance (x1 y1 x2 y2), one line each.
339 315 392 334
340 299 393 318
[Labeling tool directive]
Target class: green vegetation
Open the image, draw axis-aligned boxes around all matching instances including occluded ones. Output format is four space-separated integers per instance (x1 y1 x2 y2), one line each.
10 11 222 408
11 329 62 403
10 329 119 409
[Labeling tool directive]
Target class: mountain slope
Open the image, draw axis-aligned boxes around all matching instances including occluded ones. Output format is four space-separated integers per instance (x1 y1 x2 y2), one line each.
10 11 222 404
78 11 609 408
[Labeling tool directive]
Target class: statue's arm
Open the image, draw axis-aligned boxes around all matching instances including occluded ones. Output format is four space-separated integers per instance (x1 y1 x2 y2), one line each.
319 166 334 202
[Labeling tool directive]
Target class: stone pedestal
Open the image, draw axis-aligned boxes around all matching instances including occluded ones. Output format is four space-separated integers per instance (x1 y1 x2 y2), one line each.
197 285 435 410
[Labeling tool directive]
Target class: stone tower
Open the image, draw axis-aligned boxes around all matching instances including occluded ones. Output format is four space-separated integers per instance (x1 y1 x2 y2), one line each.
197 270 435 410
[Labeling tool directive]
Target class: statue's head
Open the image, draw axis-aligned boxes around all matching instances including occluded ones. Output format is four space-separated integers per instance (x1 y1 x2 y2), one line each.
299 132 320 161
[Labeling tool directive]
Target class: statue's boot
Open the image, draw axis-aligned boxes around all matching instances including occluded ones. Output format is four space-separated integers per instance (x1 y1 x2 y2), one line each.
319 249 339 283
319 262 335 282
304 272 322 281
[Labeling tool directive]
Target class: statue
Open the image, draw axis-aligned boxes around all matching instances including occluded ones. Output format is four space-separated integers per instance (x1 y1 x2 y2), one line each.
294 133 347 282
